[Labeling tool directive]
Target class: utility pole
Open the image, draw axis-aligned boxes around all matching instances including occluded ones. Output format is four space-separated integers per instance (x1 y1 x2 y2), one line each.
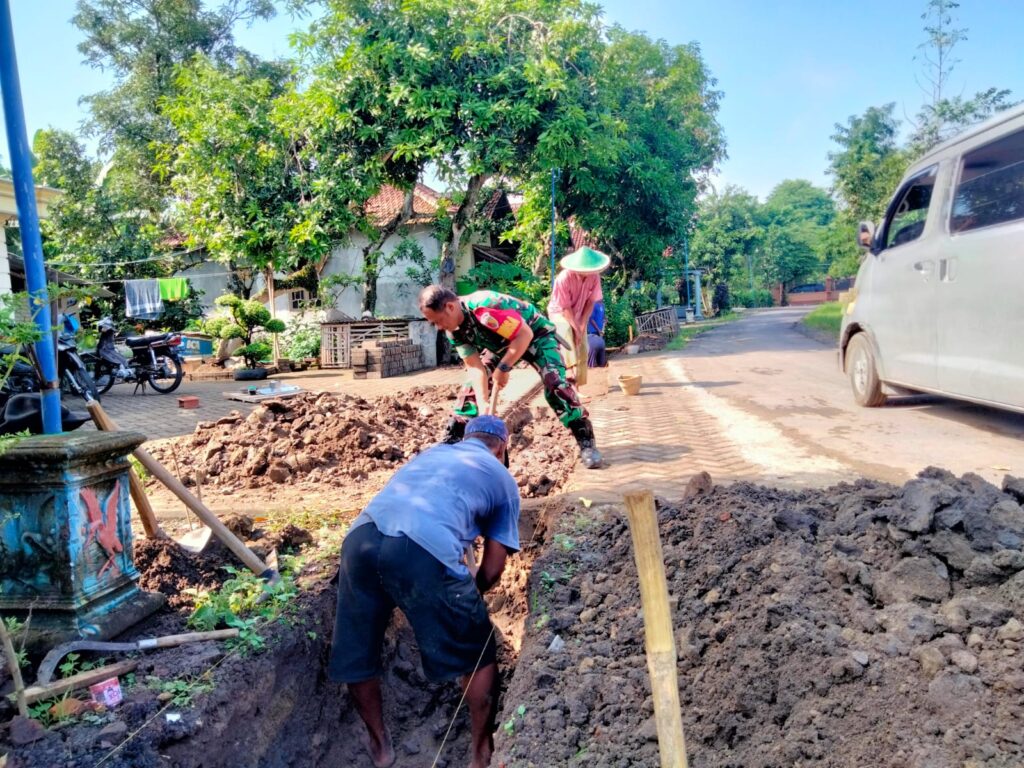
0 0 61 433
549 168 561 288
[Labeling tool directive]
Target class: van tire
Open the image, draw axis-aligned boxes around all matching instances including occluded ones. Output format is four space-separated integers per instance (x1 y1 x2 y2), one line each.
846 334 887 407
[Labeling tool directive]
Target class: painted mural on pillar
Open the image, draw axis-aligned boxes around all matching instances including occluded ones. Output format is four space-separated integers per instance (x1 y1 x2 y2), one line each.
80 481 124 578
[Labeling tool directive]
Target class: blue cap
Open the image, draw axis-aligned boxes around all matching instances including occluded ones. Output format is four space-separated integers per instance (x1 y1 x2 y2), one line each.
465 415 509 443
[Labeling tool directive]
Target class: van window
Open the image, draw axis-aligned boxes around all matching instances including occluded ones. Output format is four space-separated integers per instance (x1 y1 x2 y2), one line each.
882 166 937 250
951 128 1024 233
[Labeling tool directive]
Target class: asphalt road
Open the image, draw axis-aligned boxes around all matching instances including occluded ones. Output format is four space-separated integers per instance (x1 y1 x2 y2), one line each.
677 307 1024 487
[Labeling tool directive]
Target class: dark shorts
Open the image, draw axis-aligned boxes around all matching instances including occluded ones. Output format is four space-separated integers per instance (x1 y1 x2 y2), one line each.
328 522 497 684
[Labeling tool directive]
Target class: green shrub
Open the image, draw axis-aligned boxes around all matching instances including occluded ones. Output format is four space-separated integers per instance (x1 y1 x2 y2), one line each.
463 262 549 310
732 288 774 308
283 317 321 359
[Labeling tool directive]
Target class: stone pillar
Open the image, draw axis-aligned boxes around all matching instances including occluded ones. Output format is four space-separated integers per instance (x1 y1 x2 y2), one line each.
0 431 165 650
407 319 438 368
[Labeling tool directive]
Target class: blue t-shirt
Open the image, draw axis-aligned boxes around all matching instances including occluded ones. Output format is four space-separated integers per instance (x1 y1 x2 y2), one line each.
588 301 605 335
349 440 521 577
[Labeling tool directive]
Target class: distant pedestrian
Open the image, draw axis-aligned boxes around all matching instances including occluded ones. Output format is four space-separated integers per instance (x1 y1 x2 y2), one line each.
546 247 610 386
329 415 519 768
587 300 607 368
418 285 602 469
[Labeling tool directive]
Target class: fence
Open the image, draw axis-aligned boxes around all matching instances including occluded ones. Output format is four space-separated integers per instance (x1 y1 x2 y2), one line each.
635 307 679 336
320 320 411 368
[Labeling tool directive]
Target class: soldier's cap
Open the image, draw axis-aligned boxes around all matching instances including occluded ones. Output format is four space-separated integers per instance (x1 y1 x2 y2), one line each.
465 415 509 443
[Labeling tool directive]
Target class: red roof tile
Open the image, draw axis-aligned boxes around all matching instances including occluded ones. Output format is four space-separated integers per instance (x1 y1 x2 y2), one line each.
365 183 441 227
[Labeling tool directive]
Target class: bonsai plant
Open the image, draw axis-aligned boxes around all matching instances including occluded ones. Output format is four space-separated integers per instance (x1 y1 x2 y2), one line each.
204 295 286 380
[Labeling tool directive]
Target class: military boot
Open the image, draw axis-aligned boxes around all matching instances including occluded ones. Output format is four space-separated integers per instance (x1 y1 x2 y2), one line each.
569 418 603 469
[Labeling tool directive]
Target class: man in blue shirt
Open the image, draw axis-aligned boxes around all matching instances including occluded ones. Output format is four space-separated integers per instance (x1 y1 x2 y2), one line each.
329 415 520 768
587 300 607 368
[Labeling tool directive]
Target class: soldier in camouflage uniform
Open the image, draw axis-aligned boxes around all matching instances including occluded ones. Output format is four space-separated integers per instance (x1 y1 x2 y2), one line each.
419 286 602 469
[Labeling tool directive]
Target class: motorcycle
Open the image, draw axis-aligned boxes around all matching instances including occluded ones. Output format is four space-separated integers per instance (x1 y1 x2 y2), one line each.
84 317 185 395
0 311 98 405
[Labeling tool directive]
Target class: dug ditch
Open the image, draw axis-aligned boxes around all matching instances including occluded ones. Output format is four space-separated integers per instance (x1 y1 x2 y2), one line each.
5 388 1024 768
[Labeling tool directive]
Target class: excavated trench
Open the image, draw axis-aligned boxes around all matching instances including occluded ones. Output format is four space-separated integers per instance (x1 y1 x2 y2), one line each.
156 498 558 768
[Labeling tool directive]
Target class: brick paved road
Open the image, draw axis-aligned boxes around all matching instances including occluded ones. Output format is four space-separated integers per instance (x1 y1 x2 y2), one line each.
567 348 761 502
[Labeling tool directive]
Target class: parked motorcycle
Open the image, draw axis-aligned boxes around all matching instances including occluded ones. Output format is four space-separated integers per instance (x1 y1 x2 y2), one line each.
0 392 90 436
84 317 185 395
0 311 98 404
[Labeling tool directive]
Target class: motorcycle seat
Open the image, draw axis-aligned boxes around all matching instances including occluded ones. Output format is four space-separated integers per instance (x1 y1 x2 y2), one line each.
125 333 171 348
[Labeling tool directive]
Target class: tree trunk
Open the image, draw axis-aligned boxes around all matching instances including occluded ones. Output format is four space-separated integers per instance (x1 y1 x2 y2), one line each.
440 174 489 291
360 188 416 314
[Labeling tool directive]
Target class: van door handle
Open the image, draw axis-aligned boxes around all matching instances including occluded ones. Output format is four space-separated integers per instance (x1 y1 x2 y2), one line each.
913 260 934 276
939 257 957 281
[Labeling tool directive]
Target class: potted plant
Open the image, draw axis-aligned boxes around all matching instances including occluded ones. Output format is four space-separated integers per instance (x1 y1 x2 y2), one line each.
204 295 286 380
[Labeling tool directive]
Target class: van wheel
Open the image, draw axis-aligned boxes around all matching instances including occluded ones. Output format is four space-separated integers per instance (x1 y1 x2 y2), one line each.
846 334 887 407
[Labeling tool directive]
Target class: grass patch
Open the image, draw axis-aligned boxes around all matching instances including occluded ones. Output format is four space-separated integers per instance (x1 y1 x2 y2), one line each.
802 302 843 340
666 311 738 351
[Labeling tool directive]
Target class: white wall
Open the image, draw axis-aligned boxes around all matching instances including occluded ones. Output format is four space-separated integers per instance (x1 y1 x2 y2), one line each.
321 226 441 318
0 234 10 296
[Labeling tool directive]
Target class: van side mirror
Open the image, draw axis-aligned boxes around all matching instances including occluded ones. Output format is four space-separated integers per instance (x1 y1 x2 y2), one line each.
857 221 876 250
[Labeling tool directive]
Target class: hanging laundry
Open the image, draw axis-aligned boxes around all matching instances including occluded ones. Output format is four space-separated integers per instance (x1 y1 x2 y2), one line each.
124 279 164 319
158 277 190 301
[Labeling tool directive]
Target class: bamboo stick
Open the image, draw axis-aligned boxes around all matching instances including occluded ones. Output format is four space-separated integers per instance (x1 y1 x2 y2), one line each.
623 490 688 768
88 404 165 539
86 402 276 581
23 660 138 705
0 614 27 716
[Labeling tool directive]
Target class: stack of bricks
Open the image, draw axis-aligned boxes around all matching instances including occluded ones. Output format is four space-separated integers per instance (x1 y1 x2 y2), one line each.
351 338 424 379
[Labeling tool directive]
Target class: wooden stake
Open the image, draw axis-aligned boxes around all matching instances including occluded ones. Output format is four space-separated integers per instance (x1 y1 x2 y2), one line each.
88 404 165 540
623 490 688 768
23 660 138 705
0 613 27 716
86 402 275 581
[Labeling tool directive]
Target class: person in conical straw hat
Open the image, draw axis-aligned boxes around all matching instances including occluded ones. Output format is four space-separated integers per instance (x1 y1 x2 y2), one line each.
547 246 610 388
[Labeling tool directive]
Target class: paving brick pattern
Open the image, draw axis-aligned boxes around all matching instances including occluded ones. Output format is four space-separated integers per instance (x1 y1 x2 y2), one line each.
568 351 759 502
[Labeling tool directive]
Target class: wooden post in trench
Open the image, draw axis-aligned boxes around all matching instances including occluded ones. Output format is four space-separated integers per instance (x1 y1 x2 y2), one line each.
623 489 688 768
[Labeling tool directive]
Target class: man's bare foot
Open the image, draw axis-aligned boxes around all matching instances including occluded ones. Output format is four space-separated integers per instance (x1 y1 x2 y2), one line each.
363 727 395 768
467 735 493 768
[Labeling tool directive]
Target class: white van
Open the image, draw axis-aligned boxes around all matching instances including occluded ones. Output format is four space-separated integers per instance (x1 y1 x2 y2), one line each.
840 104 1024 413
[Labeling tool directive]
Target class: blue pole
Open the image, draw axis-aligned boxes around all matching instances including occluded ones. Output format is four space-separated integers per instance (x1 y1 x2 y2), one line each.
0 0 62 433
549 168 557 288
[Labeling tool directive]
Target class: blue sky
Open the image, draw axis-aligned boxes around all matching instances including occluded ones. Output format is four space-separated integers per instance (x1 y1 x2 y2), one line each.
3 0 1023 200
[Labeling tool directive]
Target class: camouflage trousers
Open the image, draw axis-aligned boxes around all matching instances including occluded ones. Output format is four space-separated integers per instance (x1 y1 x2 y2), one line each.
452 334 587 427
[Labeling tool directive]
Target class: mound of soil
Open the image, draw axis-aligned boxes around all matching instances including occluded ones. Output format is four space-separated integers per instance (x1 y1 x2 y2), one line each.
496 469 1024 767
149 387 575 500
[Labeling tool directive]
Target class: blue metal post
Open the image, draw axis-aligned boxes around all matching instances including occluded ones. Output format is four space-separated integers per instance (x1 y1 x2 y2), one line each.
0 0 61 433
549 168 559 288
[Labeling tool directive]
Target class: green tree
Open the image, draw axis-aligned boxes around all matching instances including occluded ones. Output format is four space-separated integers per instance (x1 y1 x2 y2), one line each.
159 57 333 287
204 294 285 368
73 0 276 207
547 27 724 284
297 0 605 289
763 179 834 228
690 186 762 290
828 104 909 224
32 129 168 320
909 0 1016 153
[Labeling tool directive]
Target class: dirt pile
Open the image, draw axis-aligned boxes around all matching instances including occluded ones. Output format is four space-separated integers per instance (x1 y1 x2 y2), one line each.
149 387 576 499
496 469 1024 767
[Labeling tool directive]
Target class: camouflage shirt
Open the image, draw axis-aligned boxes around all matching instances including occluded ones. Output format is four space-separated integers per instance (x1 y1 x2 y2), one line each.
447 290 555 359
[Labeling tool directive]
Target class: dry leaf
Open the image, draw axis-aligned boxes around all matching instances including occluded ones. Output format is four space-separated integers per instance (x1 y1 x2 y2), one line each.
579 497 593 509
